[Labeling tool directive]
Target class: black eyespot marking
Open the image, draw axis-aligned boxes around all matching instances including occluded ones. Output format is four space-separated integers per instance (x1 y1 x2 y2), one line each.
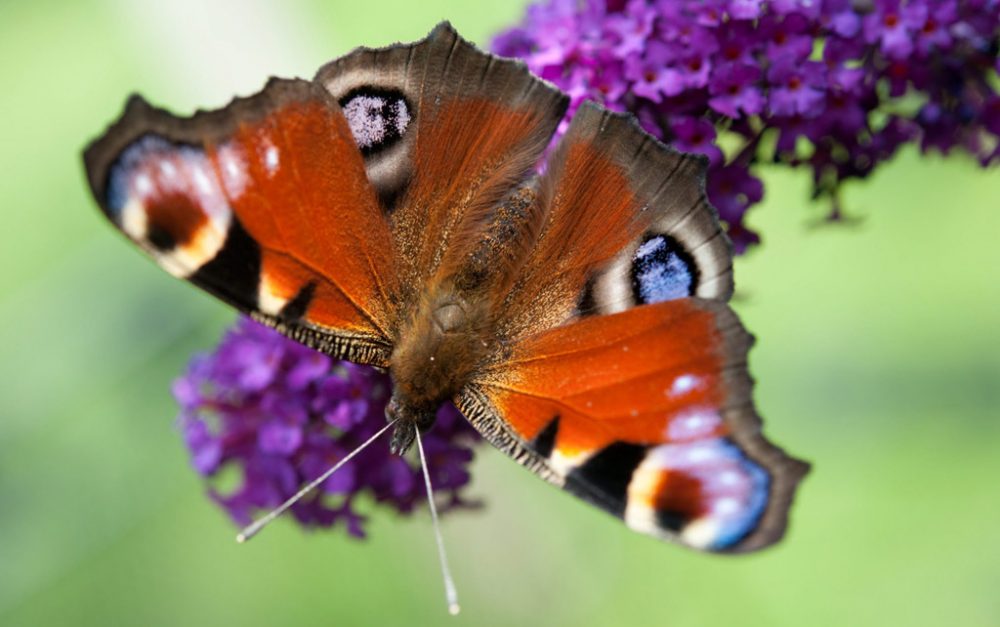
146 223 176 251
656 509 687 532
339 88 412 156
630 234 698 304
566 442 648 517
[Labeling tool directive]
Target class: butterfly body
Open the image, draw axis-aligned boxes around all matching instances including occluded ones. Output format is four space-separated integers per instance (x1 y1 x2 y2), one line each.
388 279 492 453
84 23 808 553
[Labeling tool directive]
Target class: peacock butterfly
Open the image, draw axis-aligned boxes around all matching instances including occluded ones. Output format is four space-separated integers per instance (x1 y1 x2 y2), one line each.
82 22 808 555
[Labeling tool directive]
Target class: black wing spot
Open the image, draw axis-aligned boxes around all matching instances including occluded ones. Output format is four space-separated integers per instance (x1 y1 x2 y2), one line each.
566 442 647 517
146 223 176 251
630 234 698 304
376 181 407 214
339 87 412 157
529 416 560 458
574 276 597 317
279 281 316 323
656 509 687 532
190 218 261 310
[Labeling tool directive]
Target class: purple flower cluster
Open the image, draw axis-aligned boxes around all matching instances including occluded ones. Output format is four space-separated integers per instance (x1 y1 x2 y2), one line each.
494 0 1000 252
174 318 482 537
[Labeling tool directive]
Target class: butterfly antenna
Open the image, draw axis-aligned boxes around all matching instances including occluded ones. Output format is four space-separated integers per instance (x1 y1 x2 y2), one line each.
415 428 461 616
236 420 397 543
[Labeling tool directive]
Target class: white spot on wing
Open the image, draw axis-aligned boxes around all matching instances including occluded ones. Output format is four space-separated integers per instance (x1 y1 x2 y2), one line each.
395 99 411 132
714 497 741 516
258 274 290 315
265 145 279 174
217 143 248 198
719 470 742 487
666 409 721 441
549 448 592 475
680 518 721 549
624 501 659 537
135 174 153 196
669 374 700 397
193 168 213 195
121 199 148 240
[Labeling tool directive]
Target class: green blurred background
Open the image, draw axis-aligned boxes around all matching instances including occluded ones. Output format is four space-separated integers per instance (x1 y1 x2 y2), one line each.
1 1 998 625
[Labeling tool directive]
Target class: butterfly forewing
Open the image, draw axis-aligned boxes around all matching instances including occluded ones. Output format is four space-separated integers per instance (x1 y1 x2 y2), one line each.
84 79 396 365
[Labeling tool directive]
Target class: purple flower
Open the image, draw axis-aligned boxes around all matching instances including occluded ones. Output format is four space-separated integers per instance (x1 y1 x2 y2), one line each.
607 0 657 56
493 0 1000 247
709 63 764 118
768 60 827 117
625 42 684 102
821 0 862 37
863 0 926 60
174 318 482 538
728 0 763 21
708 164 764 226
670 116 724 164
762 12 816 62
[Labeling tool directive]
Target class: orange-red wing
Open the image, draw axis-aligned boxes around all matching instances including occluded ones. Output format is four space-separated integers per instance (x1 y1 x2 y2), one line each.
497 102 734 341
316 23 568 308
459 298 808 552
84 79 395 365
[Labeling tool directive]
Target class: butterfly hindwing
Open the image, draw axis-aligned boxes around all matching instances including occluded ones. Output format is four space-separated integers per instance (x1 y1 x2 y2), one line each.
83 79 396 365
459 298 808 552
453 96 805 552
498 102 735 342
574 104 735 310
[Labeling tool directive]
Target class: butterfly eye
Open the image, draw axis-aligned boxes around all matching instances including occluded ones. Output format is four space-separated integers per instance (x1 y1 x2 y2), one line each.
630 234 697 304
339 88 412 156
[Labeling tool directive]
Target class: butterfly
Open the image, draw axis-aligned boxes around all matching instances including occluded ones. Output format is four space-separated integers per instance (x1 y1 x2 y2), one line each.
83 23 808 554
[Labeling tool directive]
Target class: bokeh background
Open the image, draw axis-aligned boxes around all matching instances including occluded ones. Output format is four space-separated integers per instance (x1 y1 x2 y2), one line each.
1 1 998 626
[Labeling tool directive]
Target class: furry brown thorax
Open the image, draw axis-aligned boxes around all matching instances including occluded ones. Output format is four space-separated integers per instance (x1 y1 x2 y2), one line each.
387 278 492 454
384 183 546 454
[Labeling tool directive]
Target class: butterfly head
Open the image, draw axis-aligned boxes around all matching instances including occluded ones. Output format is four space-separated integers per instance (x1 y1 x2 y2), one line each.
385 394 436 455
